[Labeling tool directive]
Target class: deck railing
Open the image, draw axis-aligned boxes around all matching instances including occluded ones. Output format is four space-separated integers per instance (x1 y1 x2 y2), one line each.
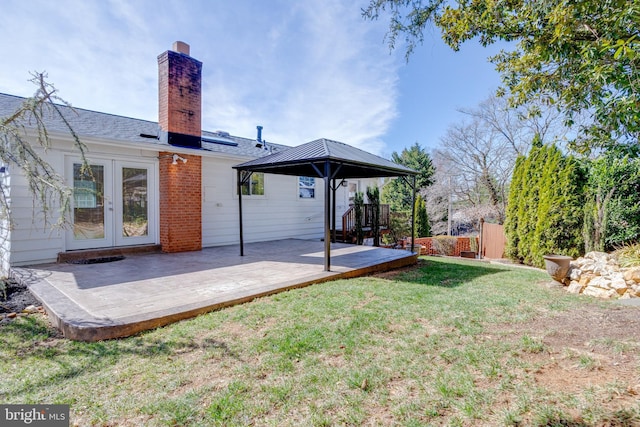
340 204 390 241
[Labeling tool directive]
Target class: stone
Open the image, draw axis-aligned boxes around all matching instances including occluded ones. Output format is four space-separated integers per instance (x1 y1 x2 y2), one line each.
579 273 594 287
623 267 640 283
578 260 595 273
567 281 584 294
569 268 582 281
585 251 610 261
7 312 17 318
610 276 629 295
22 305 38 314
583 286 617 299
589 276 612 290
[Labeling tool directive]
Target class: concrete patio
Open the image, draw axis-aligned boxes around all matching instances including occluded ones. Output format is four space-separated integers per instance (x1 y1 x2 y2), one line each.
12 239 417 341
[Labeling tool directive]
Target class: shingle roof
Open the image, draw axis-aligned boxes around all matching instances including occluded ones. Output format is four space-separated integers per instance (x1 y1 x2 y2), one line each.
0 93 286 159
234 138 417 179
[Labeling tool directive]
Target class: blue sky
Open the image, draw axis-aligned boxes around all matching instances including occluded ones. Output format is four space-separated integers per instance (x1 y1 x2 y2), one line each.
0 0 503 158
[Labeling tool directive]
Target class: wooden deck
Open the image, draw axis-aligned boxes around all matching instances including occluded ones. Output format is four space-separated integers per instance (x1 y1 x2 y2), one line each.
12 239 417 341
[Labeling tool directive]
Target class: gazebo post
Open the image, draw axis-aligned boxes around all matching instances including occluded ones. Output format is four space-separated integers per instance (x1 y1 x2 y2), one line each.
324 161 331 271
411 175 417 253
331 179 337 243
237 169 244 256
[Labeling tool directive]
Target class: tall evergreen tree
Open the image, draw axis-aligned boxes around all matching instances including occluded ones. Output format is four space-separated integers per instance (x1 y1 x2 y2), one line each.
366 186 381 246
504 143 585 267
382 143 435 212
415 194 430 237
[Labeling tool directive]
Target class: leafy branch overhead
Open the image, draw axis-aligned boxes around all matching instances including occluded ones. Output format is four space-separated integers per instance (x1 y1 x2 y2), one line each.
363 0 640 152
0 73 88 227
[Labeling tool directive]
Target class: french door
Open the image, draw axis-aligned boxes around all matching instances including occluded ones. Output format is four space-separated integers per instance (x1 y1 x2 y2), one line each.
66 157 157 250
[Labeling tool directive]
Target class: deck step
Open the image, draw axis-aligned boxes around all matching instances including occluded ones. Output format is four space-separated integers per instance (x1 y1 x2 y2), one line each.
57 244 162 263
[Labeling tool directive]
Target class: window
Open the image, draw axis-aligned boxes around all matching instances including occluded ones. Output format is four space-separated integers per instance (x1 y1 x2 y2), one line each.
299 176 315 198
238 172 265 196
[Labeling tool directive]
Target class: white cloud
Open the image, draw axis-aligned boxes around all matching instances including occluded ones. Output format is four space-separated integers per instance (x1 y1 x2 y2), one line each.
0 0 399 155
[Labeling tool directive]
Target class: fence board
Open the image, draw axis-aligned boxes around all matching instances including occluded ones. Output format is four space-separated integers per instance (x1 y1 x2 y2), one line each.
482 223 506 259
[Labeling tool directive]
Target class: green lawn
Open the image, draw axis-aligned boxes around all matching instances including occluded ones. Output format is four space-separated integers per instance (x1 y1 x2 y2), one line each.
2 257 639 426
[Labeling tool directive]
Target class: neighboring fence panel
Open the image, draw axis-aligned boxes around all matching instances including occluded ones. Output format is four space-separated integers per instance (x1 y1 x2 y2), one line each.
482 223 507 259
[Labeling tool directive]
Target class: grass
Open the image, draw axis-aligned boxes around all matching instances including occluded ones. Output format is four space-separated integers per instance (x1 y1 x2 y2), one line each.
614 243 640 267
1 256 639 426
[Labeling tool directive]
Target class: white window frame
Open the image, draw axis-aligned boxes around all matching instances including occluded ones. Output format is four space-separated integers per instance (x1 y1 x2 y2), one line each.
298 176 315 199
236 171 266 197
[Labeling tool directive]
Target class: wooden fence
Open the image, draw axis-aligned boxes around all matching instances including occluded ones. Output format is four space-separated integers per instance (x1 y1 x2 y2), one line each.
400 222 507 260
481 222 507 259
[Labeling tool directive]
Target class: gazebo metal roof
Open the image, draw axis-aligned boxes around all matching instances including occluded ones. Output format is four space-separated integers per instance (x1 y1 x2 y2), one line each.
233 138 418 271
233 138 417 178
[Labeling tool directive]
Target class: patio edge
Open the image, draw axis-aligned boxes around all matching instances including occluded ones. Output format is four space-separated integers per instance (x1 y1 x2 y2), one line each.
15 252 418 342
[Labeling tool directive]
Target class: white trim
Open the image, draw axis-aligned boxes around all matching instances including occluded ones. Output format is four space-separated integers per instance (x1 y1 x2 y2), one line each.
65 155 159 250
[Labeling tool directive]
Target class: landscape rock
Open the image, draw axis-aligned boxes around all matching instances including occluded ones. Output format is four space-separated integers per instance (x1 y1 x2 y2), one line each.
21 305 38 314
583 286 617 299
623 267 640 283
579 273 594 287
589 276 612 290
569 268 582 281
562 252 640 300
567 281 584 294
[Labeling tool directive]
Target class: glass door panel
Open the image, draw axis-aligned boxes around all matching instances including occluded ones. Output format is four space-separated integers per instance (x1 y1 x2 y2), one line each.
67 160 113 250
121 167 148 238
115 162 155 246
73 163 105 240
66 158 156 250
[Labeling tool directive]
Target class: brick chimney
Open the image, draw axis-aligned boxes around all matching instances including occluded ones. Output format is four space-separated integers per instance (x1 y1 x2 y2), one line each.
158 41 202 148
158 42 202 253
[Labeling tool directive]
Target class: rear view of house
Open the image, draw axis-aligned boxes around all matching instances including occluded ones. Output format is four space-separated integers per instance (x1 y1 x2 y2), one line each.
0 42 382 275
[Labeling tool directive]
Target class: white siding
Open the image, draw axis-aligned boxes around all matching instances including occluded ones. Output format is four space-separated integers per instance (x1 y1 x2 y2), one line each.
8 137 160 268
201 159 385 247
202 157 326 246
5 133 387 272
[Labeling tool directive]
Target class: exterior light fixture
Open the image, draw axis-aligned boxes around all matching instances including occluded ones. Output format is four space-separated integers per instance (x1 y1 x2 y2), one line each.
172 154 187 165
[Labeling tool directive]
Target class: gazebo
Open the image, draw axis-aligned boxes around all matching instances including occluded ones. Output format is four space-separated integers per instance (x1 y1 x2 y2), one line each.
233 138 418 271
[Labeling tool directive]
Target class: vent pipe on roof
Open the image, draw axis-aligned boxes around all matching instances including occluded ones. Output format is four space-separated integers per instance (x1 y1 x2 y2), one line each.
256 125 263 142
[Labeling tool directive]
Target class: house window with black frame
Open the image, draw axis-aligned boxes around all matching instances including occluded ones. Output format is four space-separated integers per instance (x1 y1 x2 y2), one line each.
299 176 315 199
238 172 265 196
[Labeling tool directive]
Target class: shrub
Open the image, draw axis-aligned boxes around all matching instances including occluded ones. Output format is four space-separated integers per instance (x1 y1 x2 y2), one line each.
354 192 364 245
584 156 640 251
431 236 458 256
383 211 411 246
366 186 381 246
469 236 478 253
614 243 640 267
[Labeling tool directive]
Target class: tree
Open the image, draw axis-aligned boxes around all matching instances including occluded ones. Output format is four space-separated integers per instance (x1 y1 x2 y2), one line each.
364 0 640 153
414 194 430 237
584 156 640 251
366 185 381 246
434 94 576 229
504 143 585 267
354 191 365 245
382 142 435 211
1 73 86 228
